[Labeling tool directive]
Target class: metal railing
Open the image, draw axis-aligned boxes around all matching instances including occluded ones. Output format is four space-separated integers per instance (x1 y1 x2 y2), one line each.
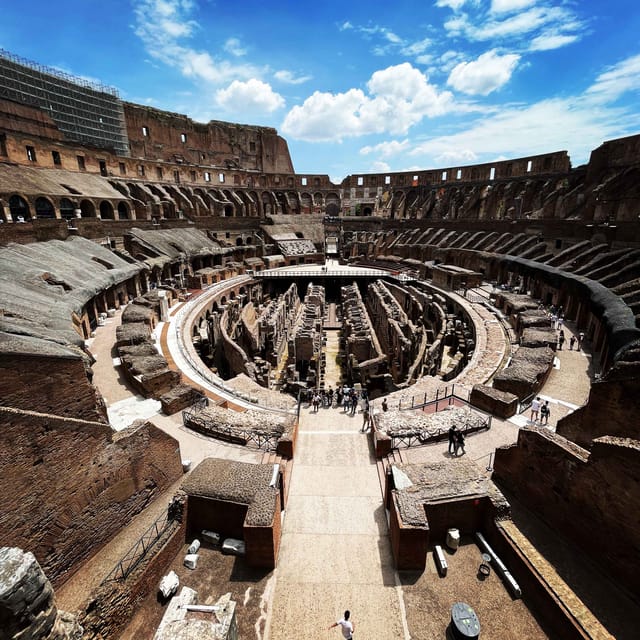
390 412 492 450
182 404 282 451
101 508 174 585
397 384 470 411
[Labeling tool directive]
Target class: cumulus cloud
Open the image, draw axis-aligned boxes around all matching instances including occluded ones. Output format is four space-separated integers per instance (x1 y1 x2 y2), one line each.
435 0 469 10
370 160 391 173
274 70 312 85
282 63 454 142
447 49 520 95
215 79 285 113
529 33 579 51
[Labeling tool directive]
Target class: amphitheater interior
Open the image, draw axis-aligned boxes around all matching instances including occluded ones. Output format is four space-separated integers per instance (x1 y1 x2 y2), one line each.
1 50 639 640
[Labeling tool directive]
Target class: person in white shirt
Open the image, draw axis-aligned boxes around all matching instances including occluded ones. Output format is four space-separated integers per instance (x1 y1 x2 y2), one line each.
530 397 541 423
329 610 354 639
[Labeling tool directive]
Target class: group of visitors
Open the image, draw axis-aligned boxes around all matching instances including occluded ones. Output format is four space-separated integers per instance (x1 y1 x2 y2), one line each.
447 425 466 456
307 386 369 416
530 396 551 425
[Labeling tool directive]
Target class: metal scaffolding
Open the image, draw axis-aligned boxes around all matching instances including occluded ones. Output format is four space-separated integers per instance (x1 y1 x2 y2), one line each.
0 49 130 156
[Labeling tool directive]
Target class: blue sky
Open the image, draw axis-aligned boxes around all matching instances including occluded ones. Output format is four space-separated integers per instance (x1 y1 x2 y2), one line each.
2 0 640 182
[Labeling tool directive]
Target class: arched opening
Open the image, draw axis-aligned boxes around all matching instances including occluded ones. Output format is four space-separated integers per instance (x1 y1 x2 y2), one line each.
99 200 115 219
236 236 245 246
60 198 76 220
35 197 56 219
362 206 373 216
223 204 234 217
80 199 96 218
9 195 31 221
117 202 130 219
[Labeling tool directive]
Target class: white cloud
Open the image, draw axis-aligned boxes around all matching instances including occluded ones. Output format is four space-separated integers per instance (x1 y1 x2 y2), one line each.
133 0 267 86
339 21 353 31
529 33 579 51
490 0 536 14
224 37 247 57
274 70 312 85
360 139 411 157
447 49 520 95
586 53 640 103
445 5 581 42
435 149 479 164
409 95 640 166
281 63 455 142
215 79 285 113
435 0 468 10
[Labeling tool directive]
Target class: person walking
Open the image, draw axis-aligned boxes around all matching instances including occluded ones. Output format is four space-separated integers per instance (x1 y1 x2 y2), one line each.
448 424 457 454
578 331 585 350
569 336 576 350
361 406 370 432
382 398 388 412
558 329 565 351
540 400 551 425
329 610 354 639
455 430 465 456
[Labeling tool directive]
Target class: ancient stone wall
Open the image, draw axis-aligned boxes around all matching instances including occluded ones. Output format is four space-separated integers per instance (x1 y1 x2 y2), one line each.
124 103 294 174
493 427 640 595
0 408 183 586
0 352 107 423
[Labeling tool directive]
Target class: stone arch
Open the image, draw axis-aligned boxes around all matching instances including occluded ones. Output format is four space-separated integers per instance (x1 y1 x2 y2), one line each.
236 236 245 246
80 199 96 218
313 192 324 210
99 200 115 219
9 195 31 221
248 191 261 216
60 198 76 220
261 191 276 216
35 197 56 219
117 202 130 219
300 192 312 213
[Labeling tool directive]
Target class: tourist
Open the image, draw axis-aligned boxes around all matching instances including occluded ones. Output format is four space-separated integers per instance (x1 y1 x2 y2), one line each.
541 400 551 425
329 610 354 640
312 393 320 413
448 424 457 454
350 391 357 415
578 331 585 350
569 336 576 350
454 430 466 456
530 396 541 423
558 330 565 350
361 406 370 432
382 398 388 412
328 387 334 406
336 388 343 408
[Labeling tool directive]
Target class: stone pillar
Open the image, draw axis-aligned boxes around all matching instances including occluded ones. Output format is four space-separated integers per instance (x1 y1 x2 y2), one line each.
0 547 82 640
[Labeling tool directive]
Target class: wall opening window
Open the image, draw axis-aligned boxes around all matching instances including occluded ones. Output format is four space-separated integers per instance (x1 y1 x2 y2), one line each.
26 146 37 162
249 141 256 152
301 177 307 186
0 133 6 156
137 164 145 177
142 126 149 137
456 169 462 180
180 133 187 143
218 173 225 183
204 172 211 182
119 162 126 175
156 167 163 179
174 170 180 183
441 171 447 181
99 160 107 176
52 150 61 166
526 160 532 172
77 156 86 170
489 167 496 180
190 170 197 181
385 175 391 185
357 176 364 186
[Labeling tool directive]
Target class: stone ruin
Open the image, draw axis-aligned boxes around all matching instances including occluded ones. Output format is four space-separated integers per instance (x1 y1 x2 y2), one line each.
0 547 83 640
286 283 325 391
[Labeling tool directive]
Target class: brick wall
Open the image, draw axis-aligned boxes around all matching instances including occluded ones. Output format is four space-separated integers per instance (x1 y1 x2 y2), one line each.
0 408 182 586
493 428 640 595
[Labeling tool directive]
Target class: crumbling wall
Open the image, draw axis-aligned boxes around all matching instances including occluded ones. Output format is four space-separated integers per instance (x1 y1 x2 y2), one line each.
0 407 182 586
493 427 640 596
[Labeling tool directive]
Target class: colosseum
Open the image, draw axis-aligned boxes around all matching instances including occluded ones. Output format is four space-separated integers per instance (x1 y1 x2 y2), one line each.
0 49 639 640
